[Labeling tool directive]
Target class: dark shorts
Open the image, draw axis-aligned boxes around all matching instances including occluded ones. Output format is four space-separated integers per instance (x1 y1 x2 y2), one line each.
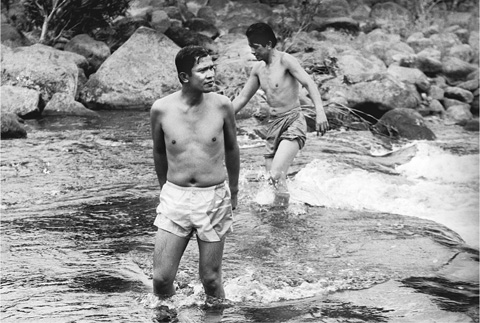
264 107 307 158
154 181 233 242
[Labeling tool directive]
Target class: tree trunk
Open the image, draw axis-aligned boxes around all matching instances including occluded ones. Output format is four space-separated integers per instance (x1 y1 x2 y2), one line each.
39 16 49 44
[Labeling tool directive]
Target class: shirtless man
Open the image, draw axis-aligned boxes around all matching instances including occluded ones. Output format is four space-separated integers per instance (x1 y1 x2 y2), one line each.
150 45 240 300
232 22 329 205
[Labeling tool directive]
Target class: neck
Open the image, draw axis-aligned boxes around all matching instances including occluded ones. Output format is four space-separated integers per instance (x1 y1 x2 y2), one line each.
181 86 204 107
265 48 277 65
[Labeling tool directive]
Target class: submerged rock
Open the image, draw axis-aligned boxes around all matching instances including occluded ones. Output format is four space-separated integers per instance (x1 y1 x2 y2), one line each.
1 112 27 139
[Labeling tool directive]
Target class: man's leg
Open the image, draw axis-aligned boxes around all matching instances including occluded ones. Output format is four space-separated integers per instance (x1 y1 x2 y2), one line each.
153 229 189 297
197 238 226 299
268 139 299 190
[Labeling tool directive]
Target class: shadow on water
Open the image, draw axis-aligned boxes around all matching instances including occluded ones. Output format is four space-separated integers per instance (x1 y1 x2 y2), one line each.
402 276 479 313
27 110 151 134
236 300 393 323
9 196 157 242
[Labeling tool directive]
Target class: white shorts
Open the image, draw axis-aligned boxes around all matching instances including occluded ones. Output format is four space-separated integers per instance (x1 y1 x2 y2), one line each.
154 181 233 242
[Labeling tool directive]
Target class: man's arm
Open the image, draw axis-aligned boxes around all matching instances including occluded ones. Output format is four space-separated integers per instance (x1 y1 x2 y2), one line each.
283 54 329 135
232 66 260 114
223 100 240 209
150 102 168 189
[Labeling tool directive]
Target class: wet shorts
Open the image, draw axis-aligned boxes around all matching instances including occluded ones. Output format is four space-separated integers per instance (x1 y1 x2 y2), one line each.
154 181 233 242
264 107 307 158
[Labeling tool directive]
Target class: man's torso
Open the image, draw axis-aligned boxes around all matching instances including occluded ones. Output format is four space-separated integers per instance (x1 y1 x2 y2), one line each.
159 92 227 187
255 52 301 116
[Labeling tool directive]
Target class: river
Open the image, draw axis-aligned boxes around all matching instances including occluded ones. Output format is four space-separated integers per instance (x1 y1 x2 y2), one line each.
1 111 478 322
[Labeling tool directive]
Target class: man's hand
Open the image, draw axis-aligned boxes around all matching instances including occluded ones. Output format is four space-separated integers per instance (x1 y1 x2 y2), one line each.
316 112 329 136
230 189 238 210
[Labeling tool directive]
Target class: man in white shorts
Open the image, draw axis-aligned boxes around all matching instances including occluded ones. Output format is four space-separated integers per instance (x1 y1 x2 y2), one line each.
150 45 240 300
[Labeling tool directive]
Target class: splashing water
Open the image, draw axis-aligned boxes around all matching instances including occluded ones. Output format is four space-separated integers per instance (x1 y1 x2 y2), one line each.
285 141 479 248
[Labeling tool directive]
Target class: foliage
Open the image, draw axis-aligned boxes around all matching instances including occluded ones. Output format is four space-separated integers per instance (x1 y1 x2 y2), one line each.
21 0 131 44
273 0 324 51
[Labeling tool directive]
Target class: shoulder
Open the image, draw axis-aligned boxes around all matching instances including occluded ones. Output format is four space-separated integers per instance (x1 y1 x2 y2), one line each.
279 51 299 66
151 92 177 114
206 92 234 116
207 92 232 109
251 61 265 74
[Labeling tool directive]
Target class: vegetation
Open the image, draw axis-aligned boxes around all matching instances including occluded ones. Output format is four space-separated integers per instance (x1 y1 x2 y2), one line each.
21 0 131 44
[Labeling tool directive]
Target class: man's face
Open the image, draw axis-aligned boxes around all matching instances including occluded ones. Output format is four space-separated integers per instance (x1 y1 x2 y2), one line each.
249 41 270 61
188 56 216 92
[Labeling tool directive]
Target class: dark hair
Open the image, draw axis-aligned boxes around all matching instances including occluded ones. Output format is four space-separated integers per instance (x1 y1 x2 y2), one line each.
246 23 277 48
175 45 210 82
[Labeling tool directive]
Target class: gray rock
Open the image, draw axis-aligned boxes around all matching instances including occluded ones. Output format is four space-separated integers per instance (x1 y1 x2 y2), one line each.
428 85 445 100
447 44 474 63
444 86 474 103
1 85 41 117
1 112 27 139
442 56 478 82
79 27 180 110
43 93 100 117
151 10 171 34
387 65 430 93
446 105 473 123
1 44 84 102
373 108 436 140
1 23 31 48
64 34 111 71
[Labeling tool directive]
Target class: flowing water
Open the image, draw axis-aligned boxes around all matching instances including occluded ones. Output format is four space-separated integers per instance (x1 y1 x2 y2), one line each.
1 111 478 322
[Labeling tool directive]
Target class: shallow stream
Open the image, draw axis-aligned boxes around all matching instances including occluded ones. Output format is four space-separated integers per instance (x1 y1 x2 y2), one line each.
1 111 478 322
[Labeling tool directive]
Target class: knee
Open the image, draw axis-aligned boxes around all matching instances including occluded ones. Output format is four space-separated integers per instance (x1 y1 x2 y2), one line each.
200 268 222 290
153 272 175 296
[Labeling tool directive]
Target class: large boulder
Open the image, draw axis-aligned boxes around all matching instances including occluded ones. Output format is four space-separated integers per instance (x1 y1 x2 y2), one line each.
364 40 414 66
1 44 85 103
373 108 436 140
446 105 473 123
64 34 111 72
443 86 474 104
336 53 387 77
165 23 215 50
183 18 220 39
79 27 181 110
447 44 475 63
387 65 430 93
442 56 478 82
324 73 421 120
406 51 443 75
1 85 42 117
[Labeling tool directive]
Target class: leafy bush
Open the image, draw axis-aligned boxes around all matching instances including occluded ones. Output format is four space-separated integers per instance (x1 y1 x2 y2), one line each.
21 0 131 44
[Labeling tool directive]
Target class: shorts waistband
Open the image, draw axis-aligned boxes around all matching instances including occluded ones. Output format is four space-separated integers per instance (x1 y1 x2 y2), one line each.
270 106 302 119
164 181 226 192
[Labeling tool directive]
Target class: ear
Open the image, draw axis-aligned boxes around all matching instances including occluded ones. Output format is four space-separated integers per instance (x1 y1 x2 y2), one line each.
267 41 272 49
179 72 189 83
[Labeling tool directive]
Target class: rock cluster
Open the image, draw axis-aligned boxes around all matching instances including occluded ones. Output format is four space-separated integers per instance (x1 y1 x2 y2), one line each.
1 0 478 139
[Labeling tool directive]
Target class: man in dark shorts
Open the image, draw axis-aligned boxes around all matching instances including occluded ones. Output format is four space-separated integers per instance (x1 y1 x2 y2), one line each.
233 23 329 205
